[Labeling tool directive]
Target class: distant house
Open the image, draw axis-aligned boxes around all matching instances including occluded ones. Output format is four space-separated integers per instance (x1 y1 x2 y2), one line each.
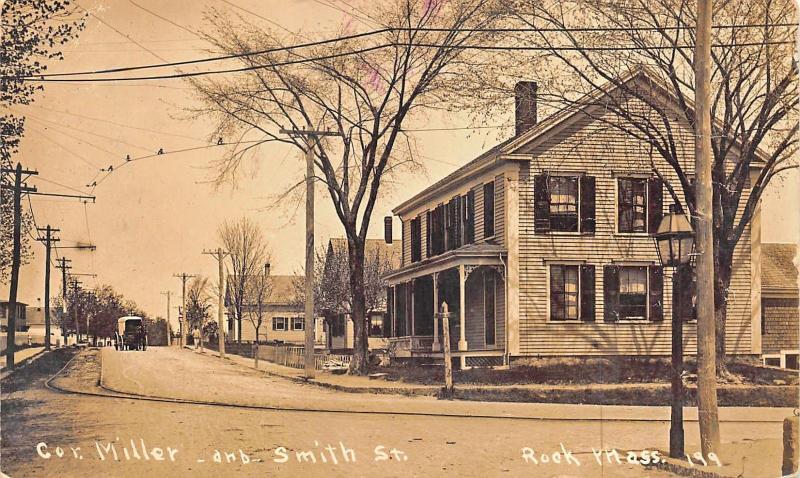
0 301 27 332
385 71 763 368
323 238 401 352
761 243 799 369
226 274 324 345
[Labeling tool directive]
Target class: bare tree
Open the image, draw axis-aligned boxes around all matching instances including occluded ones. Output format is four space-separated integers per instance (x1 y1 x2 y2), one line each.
192 0 505 374
507 0 797 371
218 217 267 343
186 276 212 344
245 262 273 343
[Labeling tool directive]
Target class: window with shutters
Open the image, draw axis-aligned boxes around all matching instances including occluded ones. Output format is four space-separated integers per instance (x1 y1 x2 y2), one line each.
549 264 596 322
410 216 422 262
484 182 495 238
291 317 305 331
618 266 648 319
369 314 383 337
428 205 445 256
534 174 595 234
272 317 287 331
618 178 648 233
549 176 579 232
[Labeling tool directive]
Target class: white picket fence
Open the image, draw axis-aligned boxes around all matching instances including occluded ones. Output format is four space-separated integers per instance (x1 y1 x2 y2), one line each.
255 344 351 371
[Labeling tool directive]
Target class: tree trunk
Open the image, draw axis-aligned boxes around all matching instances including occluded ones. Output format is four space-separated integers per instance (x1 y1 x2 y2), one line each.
713 244 734 374
236 304 242 344
255 324 260 344
347 236 369 375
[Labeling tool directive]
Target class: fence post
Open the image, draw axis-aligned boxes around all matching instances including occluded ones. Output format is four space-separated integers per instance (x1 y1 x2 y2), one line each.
439 302 454 398
254 342 259 369
784 415 799 476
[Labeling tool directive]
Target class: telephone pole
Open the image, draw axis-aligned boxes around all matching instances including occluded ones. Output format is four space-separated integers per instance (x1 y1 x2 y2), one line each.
70 278 82 343
160 291 171 346
1 163 37 369
203 248 229 359
280 127 339 379
37 225 60 350
174 273 196 348
55 258 72 344
694 0 720 456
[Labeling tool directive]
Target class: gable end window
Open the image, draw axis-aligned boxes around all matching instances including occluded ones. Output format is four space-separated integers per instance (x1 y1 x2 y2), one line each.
484 182 495 238
549 264 596 322
534 174 596 234
617 177 663 233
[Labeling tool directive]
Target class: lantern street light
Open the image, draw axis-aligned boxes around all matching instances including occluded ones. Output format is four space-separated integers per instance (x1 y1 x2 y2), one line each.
654 203 695 458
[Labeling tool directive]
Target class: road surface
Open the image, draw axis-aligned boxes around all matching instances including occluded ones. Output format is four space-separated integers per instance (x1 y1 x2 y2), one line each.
0 346 787 477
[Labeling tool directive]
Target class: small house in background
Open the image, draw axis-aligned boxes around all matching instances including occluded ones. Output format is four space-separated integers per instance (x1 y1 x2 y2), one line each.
226 274 325 346
323 238 401 352
0 301 27 332
761 243 799 369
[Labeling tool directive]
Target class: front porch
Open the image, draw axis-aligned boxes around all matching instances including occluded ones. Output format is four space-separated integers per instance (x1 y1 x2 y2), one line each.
385 244 507 368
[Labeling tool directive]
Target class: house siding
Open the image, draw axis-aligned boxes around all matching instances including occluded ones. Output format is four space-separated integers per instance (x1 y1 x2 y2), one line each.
515 104 754 357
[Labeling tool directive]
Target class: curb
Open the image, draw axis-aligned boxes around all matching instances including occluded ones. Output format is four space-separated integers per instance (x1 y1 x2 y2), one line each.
0 348 49 380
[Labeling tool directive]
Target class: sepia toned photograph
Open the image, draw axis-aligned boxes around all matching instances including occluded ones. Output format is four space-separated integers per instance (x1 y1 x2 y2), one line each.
1 0 798 476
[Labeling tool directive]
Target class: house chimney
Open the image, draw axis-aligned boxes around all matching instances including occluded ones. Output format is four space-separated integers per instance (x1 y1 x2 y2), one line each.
264 263 271 276
515 81 538 136
384 216 393 244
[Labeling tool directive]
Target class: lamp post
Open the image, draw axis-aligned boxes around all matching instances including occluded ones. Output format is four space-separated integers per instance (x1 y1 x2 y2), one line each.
654 203 695 458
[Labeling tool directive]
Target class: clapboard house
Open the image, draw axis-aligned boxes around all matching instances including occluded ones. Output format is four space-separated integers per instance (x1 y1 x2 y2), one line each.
384 71 762 368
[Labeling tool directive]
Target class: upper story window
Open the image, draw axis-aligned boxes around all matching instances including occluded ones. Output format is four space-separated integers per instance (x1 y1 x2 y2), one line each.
463 190 475 245
410 216 422 263
272 317 287 331
427 205 444 257
534 173 595 234
484 181 495 238
291 317 305 331
603 265 663 322
446 196 462 251
549 176 579 232
618 178 647 233
617 177 663 234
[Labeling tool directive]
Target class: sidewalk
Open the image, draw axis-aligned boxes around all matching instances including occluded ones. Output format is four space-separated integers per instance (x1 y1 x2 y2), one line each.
0 346 46 379
187 346 796 424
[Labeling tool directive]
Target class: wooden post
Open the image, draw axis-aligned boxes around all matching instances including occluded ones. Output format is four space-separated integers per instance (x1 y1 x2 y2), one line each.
440 302 454 397
254 342 259 369
694 0 721 456
783 416 799 476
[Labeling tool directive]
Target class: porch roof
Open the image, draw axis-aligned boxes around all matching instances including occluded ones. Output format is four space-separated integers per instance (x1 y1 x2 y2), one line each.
384 243 506 284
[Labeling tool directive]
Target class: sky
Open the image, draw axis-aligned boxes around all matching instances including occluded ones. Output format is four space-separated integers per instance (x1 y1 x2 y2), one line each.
4 0 798 333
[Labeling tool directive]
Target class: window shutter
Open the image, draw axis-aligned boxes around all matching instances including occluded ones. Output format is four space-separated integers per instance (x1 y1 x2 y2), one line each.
426 210 432 258
603 265 620 322
580 264 596 322
648 177 663 234
649 265 664 321
580 175 596 234
534 173 550 233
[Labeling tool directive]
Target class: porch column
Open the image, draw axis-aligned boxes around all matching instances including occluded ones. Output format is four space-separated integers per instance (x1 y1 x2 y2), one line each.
432 272 440 352
458 264 468 369
410 280 415 339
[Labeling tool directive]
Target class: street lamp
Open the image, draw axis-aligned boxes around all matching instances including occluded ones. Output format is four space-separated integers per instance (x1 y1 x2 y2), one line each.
654 203 695 458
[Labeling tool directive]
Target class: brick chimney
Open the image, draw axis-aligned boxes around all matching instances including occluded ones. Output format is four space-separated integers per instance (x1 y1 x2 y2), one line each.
515 81 538 136
384 216 393 244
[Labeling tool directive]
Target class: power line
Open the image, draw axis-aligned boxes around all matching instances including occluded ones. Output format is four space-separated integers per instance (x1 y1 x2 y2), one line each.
126 0 207 41
17 22 795 80
19 39 794 83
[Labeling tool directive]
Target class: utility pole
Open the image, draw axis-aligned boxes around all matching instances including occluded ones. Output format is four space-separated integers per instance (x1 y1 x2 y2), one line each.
694 0 721 456
161 291 171 346
37 225 60 350
1 163 37 369
70 278 82 343
55 257 72 345
280 127 339 379
203 248 229 359
174 273 196 348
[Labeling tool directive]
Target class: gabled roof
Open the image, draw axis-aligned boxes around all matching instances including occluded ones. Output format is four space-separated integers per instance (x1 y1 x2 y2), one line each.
226 274 301 306
762 243 798 296
394 69 768 216
328 238 401 270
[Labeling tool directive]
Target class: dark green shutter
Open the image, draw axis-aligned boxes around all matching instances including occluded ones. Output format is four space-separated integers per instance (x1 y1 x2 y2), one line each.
580 175 596 234
648 177 663 234
534 174 550 233
649 265 664 321
603 265 620 322
580 265 596 322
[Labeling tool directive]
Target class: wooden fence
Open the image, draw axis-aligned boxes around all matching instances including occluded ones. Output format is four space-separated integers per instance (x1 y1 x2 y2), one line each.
254 343 351 371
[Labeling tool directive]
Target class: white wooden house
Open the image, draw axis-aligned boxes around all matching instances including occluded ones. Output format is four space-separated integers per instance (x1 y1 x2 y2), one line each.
384 72 762 368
